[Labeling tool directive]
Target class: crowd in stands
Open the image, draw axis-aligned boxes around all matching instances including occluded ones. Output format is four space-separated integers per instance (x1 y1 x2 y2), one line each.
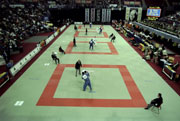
112 20 180 82
0 0 54 64
141 12 180 37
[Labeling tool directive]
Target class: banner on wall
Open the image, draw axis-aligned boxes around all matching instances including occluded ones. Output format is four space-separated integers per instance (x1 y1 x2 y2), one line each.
96 9 101 22
106 9 111 22
101 9 106 22
126 7 142 21
125 7 130 21
137 7 142 22
91 8 95 22
85 8 90 22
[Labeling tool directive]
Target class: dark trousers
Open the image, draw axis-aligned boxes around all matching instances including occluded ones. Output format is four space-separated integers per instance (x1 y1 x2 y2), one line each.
146 104 154 109
53 58 60 64
73 42 76 47
89 45 94 50
111 38 115 42
76 68 81 76
145 100 158 109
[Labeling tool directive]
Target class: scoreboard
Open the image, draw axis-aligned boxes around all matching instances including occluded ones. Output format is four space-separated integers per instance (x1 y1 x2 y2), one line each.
147 8 161 17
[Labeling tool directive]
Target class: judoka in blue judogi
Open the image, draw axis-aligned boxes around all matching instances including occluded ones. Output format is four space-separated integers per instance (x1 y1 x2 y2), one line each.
82 70 92 91
89 39 95 50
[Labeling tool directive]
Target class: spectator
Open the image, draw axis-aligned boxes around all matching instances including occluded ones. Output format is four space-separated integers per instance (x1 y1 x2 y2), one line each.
51 52 60 64
0 0 54 62
59 46 65 54
144 93 163 110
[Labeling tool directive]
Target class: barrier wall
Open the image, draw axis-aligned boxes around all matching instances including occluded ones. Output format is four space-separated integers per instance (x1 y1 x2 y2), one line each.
134 22 180 44
60 25 66 32
10 47 41 76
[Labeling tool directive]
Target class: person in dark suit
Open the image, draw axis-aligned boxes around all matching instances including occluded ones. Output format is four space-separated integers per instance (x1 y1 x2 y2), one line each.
51 52 60 64
73 37 76 47
59 46 65 54
144 93 163 110
75 60 82 77
89 39 95 50
111 35 116 42
85 28 88 35
109 33 114 38
74 25 77 31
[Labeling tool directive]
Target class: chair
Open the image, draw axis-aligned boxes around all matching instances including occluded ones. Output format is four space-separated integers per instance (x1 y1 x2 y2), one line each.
151 103 162 114
172 62 179 70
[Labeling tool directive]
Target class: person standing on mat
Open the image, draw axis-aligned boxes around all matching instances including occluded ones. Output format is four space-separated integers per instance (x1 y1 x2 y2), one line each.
74 25 77 31
73 36 76 47
75 60 82 77
144 93 163 110
89 22 92 28
85 28 88 35
82 70 92 92
111 35 116 42
99 26 102 34
51 52 60 64
109 33 114 38
59 46 65 54
89 39 95 50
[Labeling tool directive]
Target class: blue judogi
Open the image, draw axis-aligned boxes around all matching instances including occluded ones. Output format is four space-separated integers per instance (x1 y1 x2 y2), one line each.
82 72 92 91
89 39 95 50
99 27 102 34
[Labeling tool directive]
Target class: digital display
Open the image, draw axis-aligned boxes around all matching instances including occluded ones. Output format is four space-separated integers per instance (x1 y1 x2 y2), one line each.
147 8 161 17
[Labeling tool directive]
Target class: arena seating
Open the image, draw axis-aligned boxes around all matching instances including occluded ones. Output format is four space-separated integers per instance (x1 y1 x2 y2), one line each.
145 0 167 7
168 0 180 6
0 0 53 64
108 0 119 4
123 0 141 7
141 11 180 36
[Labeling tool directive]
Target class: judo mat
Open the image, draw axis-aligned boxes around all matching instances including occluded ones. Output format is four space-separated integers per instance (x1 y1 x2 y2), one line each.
0 25 180 121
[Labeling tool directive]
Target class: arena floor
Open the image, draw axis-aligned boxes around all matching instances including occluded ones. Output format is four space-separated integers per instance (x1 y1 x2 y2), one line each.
0 25 180 121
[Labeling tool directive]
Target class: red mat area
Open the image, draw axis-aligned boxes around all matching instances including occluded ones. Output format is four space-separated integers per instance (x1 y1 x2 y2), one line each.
78 25 104 30
74 31 108 38
66 41 118 55
37 64 147 107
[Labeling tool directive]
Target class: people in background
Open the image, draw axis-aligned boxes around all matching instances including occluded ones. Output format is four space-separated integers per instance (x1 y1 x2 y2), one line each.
99 26 102 34
0 1 54 63
89 22 92 28
85 28 88 35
